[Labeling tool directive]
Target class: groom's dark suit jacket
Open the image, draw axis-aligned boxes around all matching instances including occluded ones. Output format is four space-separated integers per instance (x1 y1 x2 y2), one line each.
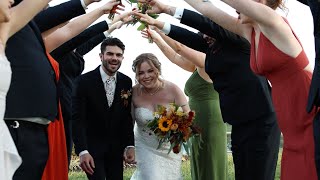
168 9 275 125
5 0 85 121
51 21 109 163
72 67 134 157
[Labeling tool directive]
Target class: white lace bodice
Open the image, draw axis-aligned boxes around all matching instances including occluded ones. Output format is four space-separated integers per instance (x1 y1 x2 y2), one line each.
134 107 171 150
0 54 21 179
131 107 182 180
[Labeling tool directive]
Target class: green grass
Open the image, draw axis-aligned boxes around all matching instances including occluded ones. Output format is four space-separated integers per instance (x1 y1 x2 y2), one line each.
68 151 282 180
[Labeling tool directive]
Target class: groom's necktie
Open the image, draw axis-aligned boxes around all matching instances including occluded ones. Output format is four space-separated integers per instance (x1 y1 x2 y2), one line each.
105 76 116 107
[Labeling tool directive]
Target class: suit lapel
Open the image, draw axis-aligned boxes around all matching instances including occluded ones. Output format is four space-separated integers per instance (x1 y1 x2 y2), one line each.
92 66 110 109
112 72 124 107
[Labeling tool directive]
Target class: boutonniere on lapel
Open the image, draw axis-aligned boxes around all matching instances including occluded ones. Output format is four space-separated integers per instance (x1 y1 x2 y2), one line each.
121 89 132 107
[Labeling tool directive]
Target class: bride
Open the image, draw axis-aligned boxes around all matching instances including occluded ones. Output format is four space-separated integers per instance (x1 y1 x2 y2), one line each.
131 53 190 180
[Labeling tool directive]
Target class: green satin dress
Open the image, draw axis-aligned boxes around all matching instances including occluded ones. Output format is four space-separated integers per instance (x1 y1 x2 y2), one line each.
184 71 227 180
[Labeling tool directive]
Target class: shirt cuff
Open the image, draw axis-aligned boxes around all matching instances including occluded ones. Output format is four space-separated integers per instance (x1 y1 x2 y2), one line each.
79 150 89 156
161 22 171 35
103 31 110 38
173 7 184 20
80 0 88 10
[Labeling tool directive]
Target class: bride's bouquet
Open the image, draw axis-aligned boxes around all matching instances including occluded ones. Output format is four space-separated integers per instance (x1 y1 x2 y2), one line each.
147 103 201 154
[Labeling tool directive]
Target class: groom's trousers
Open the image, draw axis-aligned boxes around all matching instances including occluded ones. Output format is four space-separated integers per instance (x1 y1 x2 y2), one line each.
86 149 124 180
231 113 280 180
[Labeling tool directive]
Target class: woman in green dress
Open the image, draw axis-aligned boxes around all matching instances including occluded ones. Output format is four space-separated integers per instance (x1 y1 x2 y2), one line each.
142 28 227 180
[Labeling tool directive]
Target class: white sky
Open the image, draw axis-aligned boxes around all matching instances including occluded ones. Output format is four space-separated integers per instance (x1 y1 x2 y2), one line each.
50 0 315 92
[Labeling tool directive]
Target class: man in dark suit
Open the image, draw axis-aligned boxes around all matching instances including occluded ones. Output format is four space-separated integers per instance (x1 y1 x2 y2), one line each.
51 20 110 165
4 0 97 179
72 37 135 180
298 0 320 178
138 1 280 179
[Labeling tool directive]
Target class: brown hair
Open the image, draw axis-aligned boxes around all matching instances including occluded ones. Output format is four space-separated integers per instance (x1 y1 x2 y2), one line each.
266 0 284 9
132 53 162 77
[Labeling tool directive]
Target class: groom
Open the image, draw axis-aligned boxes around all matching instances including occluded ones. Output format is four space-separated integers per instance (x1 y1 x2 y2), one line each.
72 37 135 180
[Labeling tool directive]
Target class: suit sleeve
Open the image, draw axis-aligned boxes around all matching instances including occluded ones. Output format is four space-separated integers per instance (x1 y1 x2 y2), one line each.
168 25 208 53
180 9 248 46
34 0 86 33
51 21 108 58
76 33 107 56
123 78 135 148
72 77 88 155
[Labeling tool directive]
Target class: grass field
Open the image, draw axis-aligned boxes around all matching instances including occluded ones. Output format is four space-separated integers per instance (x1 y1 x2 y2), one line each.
68 151 282 180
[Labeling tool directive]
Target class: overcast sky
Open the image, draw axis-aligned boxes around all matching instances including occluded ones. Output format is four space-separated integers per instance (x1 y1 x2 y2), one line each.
50 0 315 93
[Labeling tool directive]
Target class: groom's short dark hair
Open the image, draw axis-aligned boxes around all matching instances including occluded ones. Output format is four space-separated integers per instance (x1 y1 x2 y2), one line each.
100 37 125 53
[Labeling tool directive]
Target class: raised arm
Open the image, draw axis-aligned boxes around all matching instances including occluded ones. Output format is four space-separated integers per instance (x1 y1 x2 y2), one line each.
153 29 205 67
51 21 109 59
34 0 86 32
75 21 125 55
220 0 303 58
44 0 121 52
146 29 195 72
149 29 212 82
183 0 250 40
2 0 51 43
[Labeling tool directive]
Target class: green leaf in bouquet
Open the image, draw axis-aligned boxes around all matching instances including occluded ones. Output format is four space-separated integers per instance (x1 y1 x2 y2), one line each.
157 138 165 150
128 0 137 3
147 119 157 128
183 141 191 156
137 23 146 31
148 13 159 19
168 141 177 154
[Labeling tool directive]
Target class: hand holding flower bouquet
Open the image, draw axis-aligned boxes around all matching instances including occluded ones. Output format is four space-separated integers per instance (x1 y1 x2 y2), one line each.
147 103 201 154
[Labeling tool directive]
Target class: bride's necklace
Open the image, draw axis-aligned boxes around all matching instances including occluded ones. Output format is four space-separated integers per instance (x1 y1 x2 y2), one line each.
144 81 163 96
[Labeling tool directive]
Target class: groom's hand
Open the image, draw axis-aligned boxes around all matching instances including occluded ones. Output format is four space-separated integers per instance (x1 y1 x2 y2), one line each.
124 147 136 164
80 153 95 175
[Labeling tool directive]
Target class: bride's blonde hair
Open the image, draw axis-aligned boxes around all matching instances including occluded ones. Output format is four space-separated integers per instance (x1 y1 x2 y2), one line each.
132 53 162 79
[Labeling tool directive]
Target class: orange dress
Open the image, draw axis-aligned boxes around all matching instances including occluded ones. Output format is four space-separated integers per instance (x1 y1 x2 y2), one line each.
250 24 318 180
41 53 68 180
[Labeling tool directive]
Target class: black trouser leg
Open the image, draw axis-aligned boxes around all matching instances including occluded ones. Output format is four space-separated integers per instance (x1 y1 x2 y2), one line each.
6 120 49 180
231 113 280 180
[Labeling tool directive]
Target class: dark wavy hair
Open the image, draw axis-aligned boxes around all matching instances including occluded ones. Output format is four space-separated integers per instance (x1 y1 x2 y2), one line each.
100 37 125 53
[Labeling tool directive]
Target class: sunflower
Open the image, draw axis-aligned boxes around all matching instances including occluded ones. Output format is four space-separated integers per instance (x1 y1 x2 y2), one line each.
158 117 172 132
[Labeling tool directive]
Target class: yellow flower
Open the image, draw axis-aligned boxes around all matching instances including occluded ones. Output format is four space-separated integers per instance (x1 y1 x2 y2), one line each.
158 117 172 132
176 110 184 117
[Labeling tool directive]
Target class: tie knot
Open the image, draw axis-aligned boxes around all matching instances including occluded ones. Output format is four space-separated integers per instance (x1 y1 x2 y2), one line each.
106 77 115 84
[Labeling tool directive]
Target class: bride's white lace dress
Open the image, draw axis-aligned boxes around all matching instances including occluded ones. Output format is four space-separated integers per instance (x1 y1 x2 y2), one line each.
0 54 21 179
130 107 182 180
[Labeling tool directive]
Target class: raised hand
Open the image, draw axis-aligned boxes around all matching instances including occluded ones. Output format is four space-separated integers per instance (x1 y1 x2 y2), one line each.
132 12 154 25
137 0 175 15
100 0 124 15
112 9 138 25
141 27 158 40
